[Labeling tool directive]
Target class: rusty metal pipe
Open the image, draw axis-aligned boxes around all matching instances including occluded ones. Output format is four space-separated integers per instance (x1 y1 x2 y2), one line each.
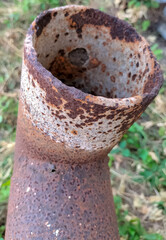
5 5 163 240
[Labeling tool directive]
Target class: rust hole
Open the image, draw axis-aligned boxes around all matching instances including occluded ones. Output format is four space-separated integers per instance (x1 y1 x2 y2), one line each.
68 48 89 67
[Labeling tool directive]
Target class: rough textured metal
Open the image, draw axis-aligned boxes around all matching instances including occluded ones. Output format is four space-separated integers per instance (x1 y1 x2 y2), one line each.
5 5 163 240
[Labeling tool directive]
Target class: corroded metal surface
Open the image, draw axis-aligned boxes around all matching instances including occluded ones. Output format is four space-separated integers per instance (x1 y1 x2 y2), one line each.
5 5 163 240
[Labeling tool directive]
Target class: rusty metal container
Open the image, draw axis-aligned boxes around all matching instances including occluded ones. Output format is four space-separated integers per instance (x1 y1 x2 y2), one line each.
5 5 163 240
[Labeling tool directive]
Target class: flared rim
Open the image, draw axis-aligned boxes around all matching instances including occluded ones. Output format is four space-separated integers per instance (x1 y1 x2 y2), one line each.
24 5 164 110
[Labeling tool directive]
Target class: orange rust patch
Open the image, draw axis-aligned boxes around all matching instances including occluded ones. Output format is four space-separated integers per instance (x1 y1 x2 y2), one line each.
85 95 95 101
71 129 78 135
87 44 91 50
66 46 72 52
76 99 87 104
32 21 36 30
52 85 58 92
49 54 86 81
89 57 101 68
70 21 77 27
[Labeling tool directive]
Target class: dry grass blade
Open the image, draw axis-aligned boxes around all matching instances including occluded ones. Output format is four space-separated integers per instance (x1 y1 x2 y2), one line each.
0 39 22 57
0 91 19 99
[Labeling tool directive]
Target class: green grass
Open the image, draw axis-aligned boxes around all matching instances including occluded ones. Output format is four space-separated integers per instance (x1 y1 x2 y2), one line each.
128 0 159 8
109 122 166 190
0 179 10 205
109 123 165 239
114 195 164 240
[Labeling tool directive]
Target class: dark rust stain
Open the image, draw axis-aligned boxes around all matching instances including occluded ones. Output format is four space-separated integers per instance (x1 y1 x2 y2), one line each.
32 79 35 87
65 11 69 17
106 114 114 120
132 74 137 81
70 8 141 42
148 46 153 58
58 49 65 56
35 11 52 37
53 11 57 17
143 47 146 53
54 34 60 42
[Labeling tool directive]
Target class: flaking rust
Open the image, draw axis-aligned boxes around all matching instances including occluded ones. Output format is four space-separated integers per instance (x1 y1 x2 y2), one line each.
5 5 163 240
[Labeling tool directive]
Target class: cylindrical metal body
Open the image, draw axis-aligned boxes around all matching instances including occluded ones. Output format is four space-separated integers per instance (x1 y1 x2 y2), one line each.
5 5 163 240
